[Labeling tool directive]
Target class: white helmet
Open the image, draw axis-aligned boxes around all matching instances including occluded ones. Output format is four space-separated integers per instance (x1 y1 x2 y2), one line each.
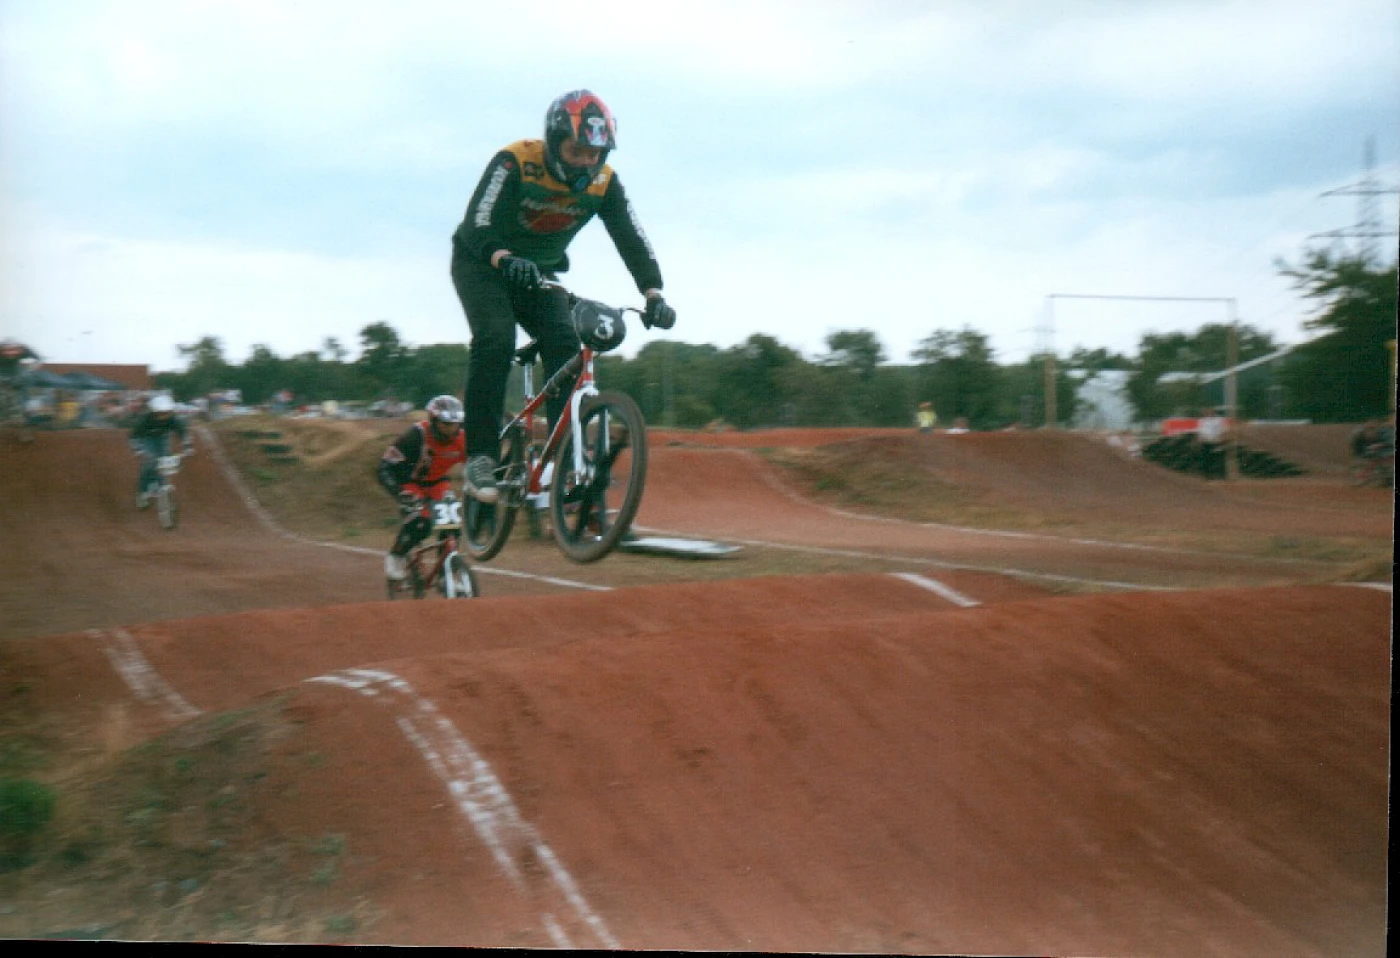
425 394 465 424
149 394 175 413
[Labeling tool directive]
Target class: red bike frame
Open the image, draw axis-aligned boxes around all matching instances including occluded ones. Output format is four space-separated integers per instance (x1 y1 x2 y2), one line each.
501 346 599 504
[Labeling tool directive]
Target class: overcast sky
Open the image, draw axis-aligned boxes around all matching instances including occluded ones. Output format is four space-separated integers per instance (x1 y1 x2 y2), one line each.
3 0 1398 375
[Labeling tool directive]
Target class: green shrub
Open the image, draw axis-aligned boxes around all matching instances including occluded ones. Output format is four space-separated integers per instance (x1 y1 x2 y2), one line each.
0 777 56 869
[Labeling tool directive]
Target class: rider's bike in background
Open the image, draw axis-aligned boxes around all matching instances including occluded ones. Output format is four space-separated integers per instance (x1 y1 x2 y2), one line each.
464 282 648 564
1350 444 1395 487
138 451 188 530
0 379 20 427
387 489 480 600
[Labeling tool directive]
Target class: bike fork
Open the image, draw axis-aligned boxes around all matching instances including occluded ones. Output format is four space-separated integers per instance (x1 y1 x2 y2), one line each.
442 548 461 598
568 385 600 477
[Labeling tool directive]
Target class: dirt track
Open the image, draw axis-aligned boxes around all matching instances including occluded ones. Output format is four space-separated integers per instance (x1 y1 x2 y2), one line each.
0 424 1392 953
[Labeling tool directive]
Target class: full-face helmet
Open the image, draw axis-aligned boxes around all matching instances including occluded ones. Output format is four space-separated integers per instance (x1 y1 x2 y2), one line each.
425 394 464 435
543 90 617 192
149 394 175 413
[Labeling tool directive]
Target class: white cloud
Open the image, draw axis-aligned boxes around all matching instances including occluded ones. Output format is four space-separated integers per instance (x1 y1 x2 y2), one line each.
3 206 462 367
2 0 1395 378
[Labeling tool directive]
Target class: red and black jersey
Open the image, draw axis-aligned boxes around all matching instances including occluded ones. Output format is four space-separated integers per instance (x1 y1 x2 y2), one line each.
451 138 663 295
377 421 467 495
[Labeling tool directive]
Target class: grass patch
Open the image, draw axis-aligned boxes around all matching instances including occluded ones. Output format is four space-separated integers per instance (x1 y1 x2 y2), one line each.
0 696 381 943
0 777 56 869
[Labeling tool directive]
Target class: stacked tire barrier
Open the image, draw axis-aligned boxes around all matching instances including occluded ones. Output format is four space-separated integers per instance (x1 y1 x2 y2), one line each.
1142 434 1304 480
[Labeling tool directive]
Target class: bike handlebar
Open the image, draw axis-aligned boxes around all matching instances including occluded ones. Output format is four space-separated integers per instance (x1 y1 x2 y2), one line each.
539 279 644 317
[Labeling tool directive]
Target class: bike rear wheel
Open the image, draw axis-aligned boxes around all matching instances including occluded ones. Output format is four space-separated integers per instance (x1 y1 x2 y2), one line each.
549 391 647 563
463 423 525 561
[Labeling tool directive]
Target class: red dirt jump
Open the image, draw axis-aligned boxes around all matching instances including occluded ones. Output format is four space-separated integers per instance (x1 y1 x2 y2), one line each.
0 426 1391 954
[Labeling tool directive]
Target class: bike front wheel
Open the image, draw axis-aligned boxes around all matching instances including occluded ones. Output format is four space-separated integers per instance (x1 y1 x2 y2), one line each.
440 553 481 599
463 424 525 561
157 483 179 530
549 391 647 563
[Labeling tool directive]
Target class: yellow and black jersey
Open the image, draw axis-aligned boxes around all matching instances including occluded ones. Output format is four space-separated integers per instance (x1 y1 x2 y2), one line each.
452 139 662 294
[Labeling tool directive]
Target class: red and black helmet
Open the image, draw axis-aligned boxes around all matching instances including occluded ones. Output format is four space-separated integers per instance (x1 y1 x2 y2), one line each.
543 90 617 192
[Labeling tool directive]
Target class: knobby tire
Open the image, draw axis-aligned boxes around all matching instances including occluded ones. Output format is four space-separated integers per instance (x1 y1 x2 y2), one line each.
549 391 647 563
463 424 526 561
442 553 480 599
157 484 178 530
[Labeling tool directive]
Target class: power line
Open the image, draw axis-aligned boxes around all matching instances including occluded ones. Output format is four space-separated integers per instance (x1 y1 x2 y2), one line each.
1309 135 1400 263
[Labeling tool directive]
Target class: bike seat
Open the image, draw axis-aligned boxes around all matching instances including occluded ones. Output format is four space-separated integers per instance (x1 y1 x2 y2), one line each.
513 340 541 367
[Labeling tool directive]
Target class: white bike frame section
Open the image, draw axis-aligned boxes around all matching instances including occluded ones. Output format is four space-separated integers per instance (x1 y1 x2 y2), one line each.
429 493 468 598
567 357 600 478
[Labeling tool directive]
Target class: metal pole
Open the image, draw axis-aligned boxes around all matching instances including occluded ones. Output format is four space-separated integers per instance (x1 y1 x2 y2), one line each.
1043 297 1056 428
663 343 675 428
1225 301 1239 481
1047 291 1240 435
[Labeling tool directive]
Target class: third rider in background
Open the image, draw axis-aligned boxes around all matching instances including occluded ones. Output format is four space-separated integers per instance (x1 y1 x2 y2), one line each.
130 394 193 508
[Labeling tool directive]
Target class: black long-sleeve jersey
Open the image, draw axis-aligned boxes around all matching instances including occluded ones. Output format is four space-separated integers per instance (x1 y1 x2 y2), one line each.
450 139 663 295
129 411 188 443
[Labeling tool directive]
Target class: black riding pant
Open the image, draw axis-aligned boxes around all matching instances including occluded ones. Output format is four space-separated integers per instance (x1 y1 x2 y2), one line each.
450 254 580 459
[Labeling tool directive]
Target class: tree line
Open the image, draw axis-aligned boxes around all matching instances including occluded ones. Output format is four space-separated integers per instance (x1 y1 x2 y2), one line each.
155 249 1395 429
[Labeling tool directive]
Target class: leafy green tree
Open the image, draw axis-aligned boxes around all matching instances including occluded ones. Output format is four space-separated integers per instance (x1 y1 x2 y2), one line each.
821 330 885 380
1275 249 1397 421
912 328 1002 428
1068 347 1134 374
238 344 286 405
174 335 232 399
819 330 891 424
712 334 803 428
1126 324 1278 421
409 344 471 408
865 366 915 427
602 341 719 428
357 322 410 397
283 350 347 402
999 355 1078 428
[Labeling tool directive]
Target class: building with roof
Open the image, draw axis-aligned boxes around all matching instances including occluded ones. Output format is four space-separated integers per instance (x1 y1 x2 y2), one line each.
40 364 153 392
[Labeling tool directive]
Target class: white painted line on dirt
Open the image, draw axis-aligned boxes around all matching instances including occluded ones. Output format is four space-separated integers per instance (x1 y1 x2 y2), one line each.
90 628 203 722
1337 582 1392 592
890 572 981 607
739 447 1346 567
477 567 613 591
197 425 609 593
542 914 572 949
633 525 1174 592
306 667 620 951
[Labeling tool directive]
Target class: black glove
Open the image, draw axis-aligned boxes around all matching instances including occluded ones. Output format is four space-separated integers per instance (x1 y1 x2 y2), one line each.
499 255 543 291
643 294 676 330
396 490 423 517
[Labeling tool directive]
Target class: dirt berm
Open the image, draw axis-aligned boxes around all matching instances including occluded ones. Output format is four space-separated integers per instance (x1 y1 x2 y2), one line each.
0 423 1391 953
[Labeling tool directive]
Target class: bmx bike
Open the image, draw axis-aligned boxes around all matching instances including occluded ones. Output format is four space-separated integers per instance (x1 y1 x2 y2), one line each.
0 379 20 426
1349 451 1395 488
387 489 481 600
140 452 188 530
0 379 35 444
463 282 648 564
